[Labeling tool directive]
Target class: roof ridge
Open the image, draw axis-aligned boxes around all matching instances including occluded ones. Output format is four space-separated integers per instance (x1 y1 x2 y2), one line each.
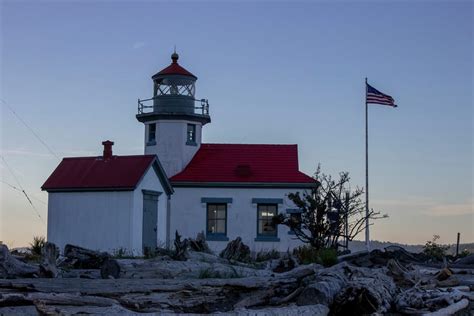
201 143 298 146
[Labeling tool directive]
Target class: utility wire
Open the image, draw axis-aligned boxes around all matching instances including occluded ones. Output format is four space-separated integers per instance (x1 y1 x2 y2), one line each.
1 180 47 205
1 98 60 160
0 156 45 223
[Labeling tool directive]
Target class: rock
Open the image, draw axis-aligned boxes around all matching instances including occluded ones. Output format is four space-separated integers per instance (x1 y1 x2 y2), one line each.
220 237 251 263
64 244 110 269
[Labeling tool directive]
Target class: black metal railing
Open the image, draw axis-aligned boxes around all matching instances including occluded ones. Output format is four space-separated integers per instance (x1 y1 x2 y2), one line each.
137 97 210 116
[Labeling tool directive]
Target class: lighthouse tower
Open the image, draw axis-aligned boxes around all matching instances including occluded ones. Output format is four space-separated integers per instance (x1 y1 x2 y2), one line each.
136 52 210 177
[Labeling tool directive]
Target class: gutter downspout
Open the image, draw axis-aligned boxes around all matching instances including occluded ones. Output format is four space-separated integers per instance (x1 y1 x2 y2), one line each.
166 195 171 249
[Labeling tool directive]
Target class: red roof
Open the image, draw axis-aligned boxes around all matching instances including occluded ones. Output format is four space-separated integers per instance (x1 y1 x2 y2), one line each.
153 54 196 79
170 144 317 185
42 155 156 191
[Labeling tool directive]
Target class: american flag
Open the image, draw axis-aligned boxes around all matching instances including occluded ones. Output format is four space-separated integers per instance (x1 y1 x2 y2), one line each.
366 83 397 107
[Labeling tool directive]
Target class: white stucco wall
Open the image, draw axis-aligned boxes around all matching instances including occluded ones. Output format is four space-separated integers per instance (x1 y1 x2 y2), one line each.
47 163 169 256
170 187 310 253
144 120 202 177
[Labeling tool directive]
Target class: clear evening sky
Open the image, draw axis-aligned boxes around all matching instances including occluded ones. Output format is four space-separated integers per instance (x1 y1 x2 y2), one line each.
1 1 472 247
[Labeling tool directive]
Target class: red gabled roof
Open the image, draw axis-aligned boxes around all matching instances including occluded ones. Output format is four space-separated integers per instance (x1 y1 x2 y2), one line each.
42 155 156 191
170 144 317 185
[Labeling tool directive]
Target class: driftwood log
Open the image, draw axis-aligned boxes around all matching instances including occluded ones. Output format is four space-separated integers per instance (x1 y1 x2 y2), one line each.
220 237 251 262
39 242 59 278
63 244 109 269
332 265 397 315
0 245 38 278
296 262 348 306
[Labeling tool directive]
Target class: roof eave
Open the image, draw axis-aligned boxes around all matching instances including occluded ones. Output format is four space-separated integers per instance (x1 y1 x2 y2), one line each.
170 181 319 189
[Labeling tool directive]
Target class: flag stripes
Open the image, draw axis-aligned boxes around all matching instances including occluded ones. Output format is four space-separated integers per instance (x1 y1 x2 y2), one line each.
366 83 397 107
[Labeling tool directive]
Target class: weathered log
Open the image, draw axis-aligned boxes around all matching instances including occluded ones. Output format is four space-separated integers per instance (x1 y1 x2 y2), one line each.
220 237 251 263
296 262 348 306
63 244 109 269
100 258 120 279
0 245 38 278
172 230 189 261
332 266 397 315
39 242 59 278
424 298 469 316
235 304 329 316
188 231 212 254
0 292 118 307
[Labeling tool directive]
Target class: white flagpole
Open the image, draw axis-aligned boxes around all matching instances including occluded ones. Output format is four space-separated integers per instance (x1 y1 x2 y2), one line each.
365 77 370 251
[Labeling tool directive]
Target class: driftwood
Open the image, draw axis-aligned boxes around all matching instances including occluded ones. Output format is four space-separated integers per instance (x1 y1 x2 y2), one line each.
100 258 121 279
172 230 189 261
296 262 348 306
63 244 109 269
39 242 59 278
220 237 251 263
332 266 397 315
0 245 38 278
188 231 212 253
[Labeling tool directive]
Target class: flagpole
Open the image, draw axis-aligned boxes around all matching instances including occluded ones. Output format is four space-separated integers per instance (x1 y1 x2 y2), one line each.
365 77 370 251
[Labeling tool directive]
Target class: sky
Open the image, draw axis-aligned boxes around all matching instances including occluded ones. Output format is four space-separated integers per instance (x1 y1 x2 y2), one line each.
0 0 472 247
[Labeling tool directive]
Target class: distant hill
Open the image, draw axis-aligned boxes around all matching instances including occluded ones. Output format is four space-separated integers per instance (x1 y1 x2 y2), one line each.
348 240 474 255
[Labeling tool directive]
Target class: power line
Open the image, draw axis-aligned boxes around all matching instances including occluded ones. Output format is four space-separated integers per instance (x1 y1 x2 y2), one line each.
1 98 60 160
1 180 47 205
0 156 45 223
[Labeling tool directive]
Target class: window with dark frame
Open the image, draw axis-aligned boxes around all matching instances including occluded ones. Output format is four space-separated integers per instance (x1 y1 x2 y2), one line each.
148 123 156 143
257 204 278 237
207 203 227 236
187 124 196 144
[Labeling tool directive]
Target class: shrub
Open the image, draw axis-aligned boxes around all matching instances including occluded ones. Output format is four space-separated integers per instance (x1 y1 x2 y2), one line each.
293 245 338 267
458 249 471 258
293 245 320 265
255 249 280 262
423 235 449 261
318 248 338 267
29 236 45 256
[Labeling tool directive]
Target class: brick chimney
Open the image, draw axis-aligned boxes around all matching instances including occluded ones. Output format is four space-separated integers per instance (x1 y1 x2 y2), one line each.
102 140 114 160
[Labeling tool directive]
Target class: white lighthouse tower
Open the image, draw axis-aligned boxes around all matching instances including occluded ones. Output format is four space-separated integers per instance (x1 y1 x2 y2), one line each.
136 52 210 177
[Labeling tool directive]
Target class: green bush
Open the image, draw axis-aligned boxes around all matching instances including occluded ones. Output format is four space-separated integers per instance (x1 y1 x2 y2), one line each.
318 248 338 267
293 245 338 267
423 235 449 261
29 236 45 256
458 249 471 258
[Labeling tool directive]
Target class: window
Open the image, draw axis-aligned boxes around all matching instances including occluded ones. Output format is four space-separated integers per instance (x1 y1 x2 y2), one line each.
207 204 227 236
257 204 278 237
148 123 156 143
187 124 196 144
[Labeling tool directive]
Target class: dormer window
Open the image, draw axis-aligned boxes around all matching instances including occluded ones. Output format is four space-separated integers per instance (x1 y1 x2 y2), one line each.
186 124 196 145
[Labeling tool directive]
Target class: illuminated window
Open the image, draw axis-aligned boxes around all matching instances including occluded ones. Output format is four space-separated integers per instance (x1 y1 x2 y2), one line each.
207 204 227 236
257 204 278 237
187 124 196 144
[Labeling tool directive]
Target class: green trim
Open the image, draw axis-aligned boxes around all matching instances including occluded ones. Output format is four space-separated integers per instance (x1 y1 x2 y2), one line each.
254 236 280 242
286 208 303 214
142 189 162 197
171 182 317 189
42 187 134 192
252 198 283 204
151 159 174 195
201 197 233 204
136 113 211 125
206 203 228 239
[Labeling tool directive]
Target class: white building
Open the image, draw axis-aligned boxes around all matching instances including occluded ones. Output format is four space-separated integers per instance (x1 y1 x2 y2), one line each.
43 53 318 255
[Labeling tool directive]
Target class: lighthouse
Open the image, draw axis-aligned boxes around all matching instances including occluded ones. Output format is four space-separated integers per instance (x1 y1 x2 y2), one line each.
136 52 210 177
